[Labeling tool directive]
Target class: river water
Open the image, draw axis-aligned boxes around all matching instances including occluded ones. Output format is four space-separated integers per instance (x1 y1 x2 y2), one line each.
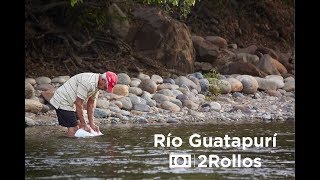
25 121 294 179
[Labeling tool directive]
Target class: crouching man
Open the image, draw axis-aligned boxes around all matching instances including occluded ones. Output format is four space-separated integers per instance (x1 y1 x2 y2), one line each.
49 71 118 137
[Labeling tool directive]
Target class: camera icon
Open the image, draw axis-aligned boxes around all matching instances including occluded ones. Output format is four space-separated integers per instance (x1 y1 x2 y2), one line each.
169 154 192 168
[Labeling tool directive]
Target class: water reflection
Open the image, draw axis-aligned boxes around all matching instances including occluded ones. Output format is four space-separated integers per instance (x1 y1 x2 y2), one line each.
25 121 294 179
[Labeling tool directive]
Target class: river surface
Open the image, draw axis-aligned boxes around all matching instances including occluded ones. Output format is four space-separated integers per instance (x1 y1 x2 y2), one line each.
25 121 294 179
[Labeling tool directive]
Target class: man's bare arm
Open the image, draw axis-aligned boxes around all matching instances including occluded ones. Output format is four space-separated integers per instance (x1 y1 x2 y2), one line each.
87 96 99 132
87 96 95 126
75 97 86 127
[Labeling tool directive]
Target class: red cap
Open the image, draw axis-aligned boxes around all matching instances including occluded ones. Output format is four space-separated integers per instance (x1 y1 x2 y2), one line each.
103 71 118 93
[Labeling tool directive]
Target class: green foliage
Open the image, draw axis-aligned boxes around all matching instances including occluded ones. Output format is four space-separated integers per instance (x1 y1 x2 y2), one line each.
281 0 294 6
70 0 83 7
206 77 223 96
139 0 201 18
66 3 110 32
203 69 221 97
203 69 220 80
70 0 200 19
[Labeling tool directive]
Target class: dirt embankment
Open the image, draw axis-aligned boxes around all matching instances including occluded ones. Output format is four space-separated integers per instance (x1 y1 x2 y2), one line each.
25 0 294 78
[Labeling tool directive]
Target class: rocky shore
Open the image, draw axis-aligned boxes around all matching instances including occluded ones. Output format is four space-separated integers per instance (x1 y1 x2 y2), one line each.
25 72 295 127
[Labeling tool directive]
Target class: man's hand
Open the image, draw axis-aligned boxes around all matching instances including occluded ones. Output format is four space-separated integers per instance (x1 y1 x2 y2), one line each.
89 123 100 132
79 123 91 133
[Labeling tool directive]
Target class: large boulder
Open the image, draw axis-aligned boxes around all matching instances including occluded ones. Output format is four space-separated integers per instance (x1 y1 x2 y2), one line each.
225 78 243 92
257 54 276 75
108 3 130 39
117 73 131 85
25 82 35 99
205 36 228 49
113 84 129 96
236 75 259 94
192 35 219 63
128 7 195 73
220 61 267 77
174 76 199 92
25 99 43 113
139 79 157 94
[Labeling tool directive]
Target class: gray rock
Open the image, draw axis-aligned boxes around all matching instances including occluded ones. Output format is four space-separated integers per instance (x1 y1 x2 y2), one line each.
163 78 176 84
167 118 178 123
183 100 199 110
139 79 157 94
232 92 245 98
129 87 143 96
25 78 36 85
236 75 259 94
25 82 35 99
228 43 237 49
25 117 35 127
35 84 55 91
152 93 169 103
188 109 205 117
25 99 43 113
177 86 190 94
265 75 285 89
187 76 202 92
120 110 131 116
94 108 109 118
176 94 189 102
138 117 149 123
96 98 110 109
169 99 183 108
266 90 282 97
225 78 243 92
35 76 51 85
210 102 221 111
254 77 278 91
236 53 260 65
151 74 163 84
38 97 45 104
142 91 153 99
174 76 199 92
161 101 181 112
253 92 261 99
109 105 122 113
218 74 227 80
118 97 133 110
129 94 146 105
191 89 198 95
199 78 209 93
283 77 295 91
51 77 67 84
157 83 179 91
116 113 129 121
133 103 151 112
112 101 123 108
137 73 150 81
146 99 157 107
190 72 204 79
158 89 174 97
196 94 205 99
171 89 183 97
130 80 141 87
41 104 50 113
262 113 272 120
117 73 131 85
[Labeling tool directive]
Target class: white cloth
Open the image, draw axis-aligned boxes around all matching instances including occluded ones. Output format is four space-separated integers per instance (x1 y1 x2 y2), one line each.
74 128 103 138
50 73 100 111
